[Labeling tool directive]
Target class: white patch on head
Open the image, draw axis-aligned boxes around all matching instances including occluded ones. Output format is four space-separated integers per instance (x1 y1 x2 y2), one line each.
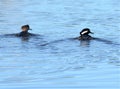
81 31 88 35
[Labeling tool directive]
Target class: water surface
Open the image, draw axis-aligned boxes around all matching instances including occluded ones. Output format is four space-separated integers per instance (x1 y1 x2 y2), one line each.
0 0 120 89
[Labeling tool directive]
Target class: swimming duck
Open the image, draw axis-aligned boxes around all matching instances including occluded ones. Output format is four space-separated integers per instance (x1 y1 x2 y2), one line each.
16 25 33 37
78 28 94 40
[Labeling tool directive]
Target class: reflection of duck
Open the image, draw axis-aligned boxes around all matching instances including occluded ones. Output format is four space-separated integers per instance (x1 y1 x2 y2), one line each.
78 28 94 40
16 25 35 37
80 40 91 46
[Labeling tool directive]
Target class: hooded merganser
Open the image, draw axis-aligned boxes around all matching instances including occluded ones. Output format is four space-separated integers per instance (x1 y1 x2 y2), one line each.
78 28 94 40
16 25 33 37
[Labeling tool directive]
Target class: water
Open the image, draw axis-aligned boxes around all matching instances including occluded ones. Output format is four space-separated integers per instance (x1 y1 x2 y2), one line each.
0 0 120 89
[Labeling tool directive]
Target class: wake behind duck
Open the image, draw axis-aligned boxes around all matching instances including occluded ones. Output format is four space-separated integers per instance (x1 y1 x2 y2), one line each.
40 28 120 46
3 25 38 37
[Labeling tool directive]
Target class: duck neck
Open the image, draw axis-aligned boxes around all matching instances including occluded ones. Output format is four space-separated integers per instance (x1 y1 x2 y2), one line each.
21 31 28 33
81 34 90 37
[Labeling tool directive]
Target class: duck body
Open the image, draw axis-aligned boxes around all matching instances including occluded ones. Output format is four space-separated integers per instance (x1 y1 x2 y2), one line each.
16 31 34 37
75 28 94 40
78 34 93 40
15 24 36 37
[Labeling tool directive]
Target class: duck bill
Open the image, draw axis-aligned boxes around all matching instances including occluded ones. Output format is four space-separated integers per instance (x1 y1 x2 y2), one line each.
29 28 32 30
90 32 94 34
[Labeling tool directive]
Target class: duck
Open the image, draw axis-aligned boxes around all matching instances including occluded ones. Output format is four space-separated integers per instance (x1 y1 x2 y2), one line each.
78 28 94 40
16 25 34 37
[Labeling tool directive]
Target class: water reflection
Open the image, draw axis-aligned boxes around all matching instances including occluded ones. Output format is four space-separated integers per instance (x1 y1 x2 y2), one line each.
21 37 30 41
80 40 91 47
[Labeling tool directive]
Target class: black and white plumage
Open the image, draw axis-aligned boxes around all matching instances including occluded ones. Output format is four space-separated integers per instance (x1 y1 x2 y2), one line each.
78 28 94 40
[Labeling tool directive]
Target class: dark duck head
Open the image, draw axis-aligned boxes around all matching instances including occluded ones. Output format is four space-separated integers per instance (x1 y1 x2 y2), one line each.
18 25 32 37
21 25 32 31
79 28 94 40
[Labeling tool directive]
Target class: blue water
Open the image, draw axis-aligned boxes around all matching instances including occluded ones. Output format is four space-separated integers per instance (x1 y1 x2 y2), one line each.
0 0 120 89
